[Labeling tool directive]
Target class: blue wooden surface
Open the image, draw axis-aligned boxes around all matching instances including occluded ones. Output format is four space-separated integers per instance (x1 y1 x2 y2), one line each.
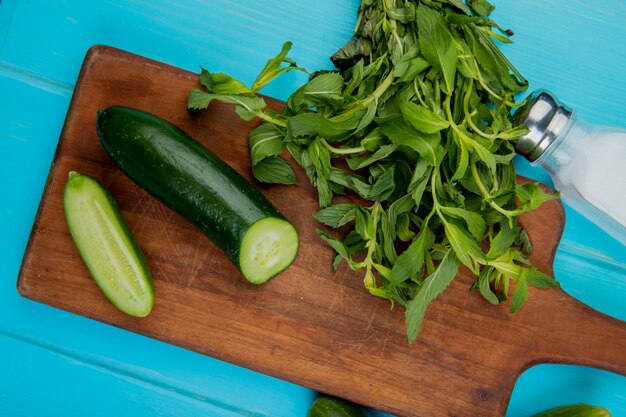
0 1 624 416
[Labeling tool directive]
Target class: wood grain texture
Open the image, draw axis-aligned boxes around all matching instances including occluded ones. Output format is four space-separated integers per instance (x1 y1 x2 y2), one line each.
17 46 626 417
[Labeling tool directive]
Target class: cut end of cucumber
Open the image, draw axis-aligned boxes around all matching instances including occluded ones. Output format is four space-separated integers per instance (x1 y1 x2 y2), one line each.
239 217 299 284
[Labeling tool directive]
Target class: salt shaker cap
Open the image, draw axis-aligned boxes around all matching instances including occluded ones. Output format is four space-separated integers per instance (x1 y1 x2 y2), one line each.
514 90 573 162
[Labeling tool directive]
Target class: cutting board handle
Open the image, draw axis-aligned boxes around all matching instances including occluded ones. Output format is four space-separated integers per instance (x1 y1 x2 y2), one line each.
528 289 626 376
514 184 626 377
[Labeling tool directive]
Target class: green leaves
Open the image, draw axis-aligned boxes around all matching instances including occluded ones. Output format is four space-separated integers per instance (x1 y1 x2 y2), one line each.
439 206 486 240
400 102 450 133
187 0 558 343
247 123 297 184
288 113 359 139
187 89 266 121
478 267 500 305
514 182 559 214
316 230 356 270
251 156 297 185
390 225 434 286
417 3 458 95
347 144 397 170
249 123 285 165
443 219 485 273
251 41 307 93
509 274 528 314
406 250 460 342
199 69 251 95
379 115 444 166
467 0 495 17
525 268 559 289
288 73 345 114
315 204 358 228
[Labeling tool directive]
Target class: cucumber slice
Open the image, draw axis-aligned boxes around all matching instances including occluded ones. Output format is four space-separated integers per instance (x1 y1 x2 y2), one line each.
240 217 299 284
63 171 154 317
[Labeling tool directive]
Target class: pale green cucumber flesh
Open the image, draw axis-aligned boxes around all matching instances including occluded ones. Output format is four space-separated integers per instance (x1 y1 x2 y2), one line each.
63 171 154 317
239 217 299 284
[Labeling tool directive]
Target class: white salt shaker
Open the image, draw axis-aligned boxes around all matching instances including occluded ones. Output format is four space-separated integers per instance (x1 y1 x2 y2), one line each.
515 90 626 246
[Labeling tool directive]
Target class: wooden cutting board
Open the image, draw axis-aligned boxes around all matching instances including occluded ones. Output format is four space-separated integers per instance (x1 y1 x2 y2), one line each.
17 45 626 417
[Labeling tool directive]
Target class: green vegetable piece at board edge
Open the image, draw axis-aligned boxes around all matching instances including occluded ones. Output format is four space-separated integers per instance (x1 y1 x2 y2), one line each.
531 403 612 417
307 396 367 417
63 171 154 317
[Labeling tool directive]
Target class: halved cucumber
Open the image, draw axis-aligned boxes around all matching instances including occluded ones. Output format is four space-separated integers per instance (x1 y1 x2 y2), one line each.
96 106 299 284
63 171 154 317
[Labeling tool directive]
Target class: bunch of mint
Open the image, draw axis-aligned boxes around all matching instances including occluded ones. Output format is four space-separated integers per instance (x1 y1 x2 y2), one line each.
188 0 559 342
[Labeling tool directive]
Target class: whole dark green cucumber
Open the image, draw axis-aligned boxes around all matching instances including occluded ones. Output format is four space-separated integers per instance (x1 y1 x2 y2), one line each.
96 106 299 284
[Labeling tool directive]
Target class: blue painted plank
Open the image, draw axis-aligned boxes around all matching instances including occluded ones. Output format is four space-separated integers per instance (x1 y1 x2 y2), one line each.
0 0 359 98
0 331 313 417
0 1 625 416
507 365 626 417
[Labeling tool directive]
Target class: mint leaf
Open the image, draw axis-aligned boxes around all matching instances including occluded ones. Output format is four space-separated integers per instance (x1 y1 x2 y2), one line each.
288 113 359 139
187 89 214 110
199 68 251 95
315 204 358 228
316 230 356 269
514 183 559 213
524 268 560 289
347 144 397 170
355 208 375 241
417 3 458 95
490 259 522 280
390 225 434 286
451 132 470 181
360 127 386 152
329 168 372 199
406 251 460 342
440 206 486 240
249 123 285 165
487 223 516 259
468 0 495 17
379 115 444 166
367 165 396 202
444 0 472 15
443 220 485 273
497 126 530 140
400 101 450 133
251 156 297 184
478 267 500 305
303 72 344 108
509 275 528 314
464 131 497 173
187 90 266 121
251 41 307 92
308 138 332 180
